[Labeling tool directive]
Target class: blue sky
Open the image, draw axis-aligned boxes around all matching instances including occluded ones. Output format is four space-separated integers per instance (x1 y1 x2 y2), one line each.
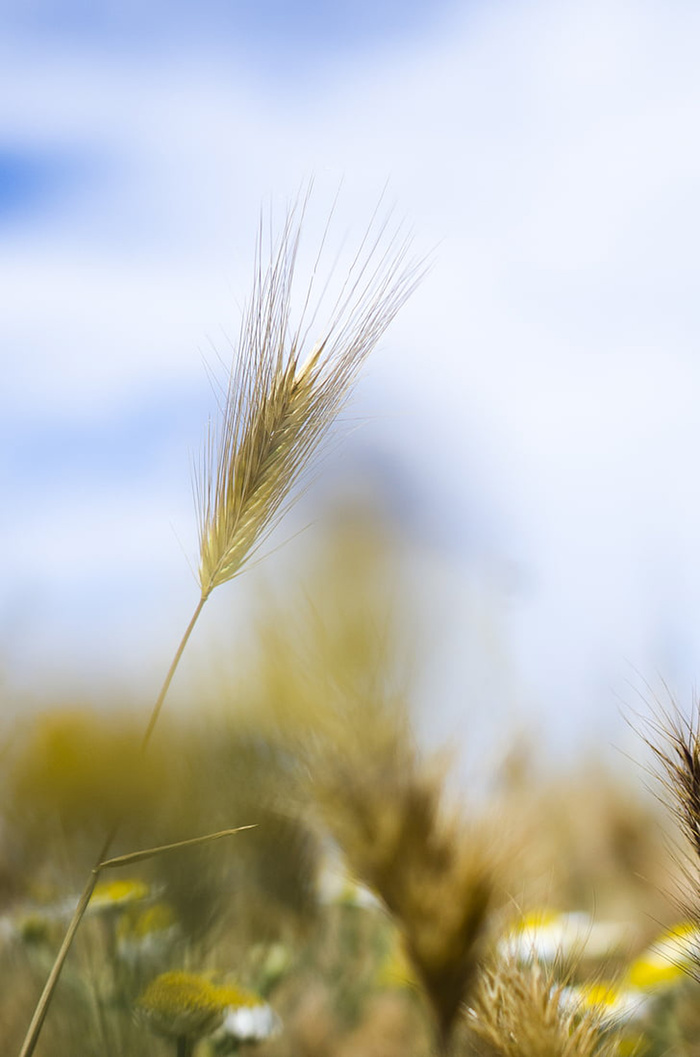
3 0 453 53
3 0 700 759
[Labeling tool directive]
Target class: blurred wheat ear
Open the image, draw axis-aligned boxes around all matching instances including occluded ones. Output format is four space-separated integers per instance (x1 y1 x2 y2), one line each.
642 702 700 982
468 958 623 1057
196 196 422 599
313 713 503 1054
18 195 423 1057
644 705 700 866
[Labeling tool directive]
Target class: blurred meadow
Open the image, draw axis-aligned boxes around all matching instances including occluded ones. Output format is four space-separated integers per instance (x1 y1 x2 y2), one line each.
4 0 700 1054
3 497 700 1056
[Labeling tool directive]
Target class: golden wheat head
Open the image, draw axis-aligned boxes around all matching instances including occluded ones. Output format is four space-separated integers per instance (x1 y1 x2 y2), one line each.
195 196 422 600
468 958 624 1057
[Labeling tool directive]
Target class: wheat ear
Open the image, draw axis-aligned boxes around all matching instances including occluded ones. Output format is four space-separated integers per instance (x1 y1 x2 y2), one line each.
469 958 623 1057
644 704 700 866
196 198 419 597
17 200 421 1057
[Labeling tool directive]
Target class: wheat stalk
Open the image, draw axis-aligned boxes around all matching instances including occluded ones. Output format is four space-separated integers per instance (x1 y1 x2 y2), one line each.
17 197 421 1057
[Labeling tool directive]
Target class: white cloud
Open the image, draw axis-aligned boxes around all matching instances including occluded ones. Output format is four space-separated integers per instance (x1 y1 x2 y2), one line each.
2 0 700 750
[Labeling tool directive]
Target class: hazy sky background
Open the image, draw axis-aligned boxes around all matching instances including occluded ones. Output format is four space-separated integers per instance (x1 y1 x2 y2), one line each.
2 0 700 759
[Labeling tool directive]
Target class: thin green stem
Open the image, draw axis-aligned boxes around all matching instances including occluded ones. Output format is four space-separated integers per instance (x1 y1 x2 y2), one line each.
176 1036 194 1057
18 595 207 1057
17 865 103 1057
140 595 206 751
98 825 256 870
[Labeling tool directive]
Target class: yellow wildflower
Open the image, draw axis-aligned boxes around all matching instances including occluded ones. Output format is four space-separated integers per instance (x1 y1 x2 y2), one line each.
136 971 228 1040
118 902 176 939
218 1003 281 1043
89 878 149 912
208 983 281 1044
502 908 629 964
559 981 649 1025
626 922 700 991
116 903 178 962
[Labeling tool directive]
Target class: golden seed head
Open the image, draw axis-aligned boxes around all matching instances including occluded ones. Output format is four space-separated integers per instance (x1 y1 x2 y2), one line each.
195 197 422 598
469 959 626 1057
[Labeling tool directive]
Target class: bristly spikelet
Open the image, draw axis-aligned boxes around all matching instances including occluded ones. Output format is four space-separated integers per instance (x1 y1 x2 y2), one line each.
642 701 700 983
195 196 421 599
644 704 700 865
468 959 624 1057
